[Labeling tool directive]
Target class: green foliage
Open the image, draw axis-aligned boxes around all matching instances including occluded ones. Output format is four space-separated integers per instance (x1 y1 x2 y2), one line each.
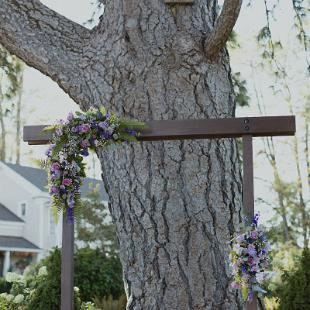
0 46 23 100
0 295 10 310
0 260 99 310
76 185 118 255
93 295 127 310
232 72 250 107
275 248 310 310
227 30 240 50
32 247 124 306
0 277 11 294
74 247 124 302
27 248 69 310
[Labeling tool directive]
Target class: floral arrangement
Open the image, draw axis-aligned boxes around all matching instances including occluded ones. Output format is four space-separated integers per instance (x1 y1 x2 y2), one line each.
44 107 146 221
230 213 272 301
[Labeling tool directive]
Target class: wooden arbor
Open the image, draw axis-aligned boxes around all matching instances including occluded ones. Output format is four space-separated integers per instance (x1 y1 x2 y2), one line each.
23 115 295 310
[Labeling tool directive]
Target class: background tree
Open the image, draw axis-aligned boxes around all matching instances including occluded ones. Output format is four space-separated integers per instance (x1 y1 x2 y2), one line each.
0 46 24 163
76 185 119 256
0 0 244 308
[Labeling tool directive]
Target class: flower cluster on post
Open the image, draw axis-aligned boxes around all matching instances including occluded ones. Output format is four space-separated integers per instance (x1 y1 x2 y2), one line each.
230 214 272 302
45 107 145 221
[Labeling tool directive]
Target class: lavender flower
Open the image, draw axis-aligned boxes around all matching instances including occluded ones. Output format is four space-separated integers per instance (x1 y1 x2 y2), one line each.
247 244 257 256
62 178 72 186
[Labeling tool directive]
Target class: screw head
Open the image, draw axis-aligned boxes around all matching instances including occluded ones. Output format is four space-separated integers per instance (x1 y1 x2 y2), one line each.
244 119 249 124
245 125 250 131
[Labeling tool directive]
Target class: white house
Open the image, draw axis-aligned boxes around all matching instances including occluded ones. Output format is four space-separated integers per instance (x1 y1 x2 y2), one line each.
0 161 108 276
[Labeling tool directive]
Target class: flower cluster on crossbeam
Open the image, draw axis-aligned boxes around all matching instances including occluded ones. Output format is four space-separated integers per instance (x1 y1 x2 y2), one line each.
44 107 146 222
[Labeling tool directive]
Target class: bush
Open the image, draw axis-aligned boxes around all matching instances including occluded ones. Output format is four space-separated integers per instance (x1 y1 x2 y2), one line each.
30 247 124 307
75 248 124 301
93 295 126 310
0 277 11 294
0 247 124 309
276 248 310 310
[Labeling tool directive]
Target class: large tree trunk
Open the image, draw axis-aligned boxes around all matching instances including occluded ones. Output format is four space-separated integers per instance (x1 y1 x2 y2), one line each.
0 0 243 308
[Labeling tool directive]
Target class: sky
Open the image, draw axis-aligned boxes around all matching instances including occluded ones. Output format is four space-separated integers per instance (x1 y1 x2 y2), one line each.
4 0 309 227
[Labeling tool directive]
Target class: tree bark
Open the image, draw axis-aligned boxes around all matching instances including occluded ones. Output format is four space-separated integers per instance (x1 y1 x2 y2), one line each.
0 84 6 162
0 0 243 308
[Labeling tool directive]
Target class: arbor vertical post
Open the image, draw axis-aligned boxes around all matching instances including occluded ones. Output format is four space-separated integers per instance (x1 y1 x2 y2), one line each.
61 215 74 310
242 135 257 310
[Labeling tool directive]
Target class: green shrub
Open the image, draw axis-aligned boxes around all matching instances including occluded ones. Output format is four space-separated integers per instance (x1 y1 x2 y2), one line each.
29 247 124 307
276 248 310 310
93 295 126 310
0 277 11 294
0 247 124 309
75 247 124 301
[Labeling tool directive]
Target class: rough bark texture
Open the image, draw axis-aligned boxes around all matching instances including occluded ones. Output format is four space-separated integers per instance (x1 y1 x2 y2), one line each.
0 0 243 308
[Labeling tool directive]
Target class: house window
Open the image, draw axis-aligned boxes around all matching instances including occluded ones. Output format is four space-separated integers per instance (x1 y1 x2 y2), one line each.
20 203 27 217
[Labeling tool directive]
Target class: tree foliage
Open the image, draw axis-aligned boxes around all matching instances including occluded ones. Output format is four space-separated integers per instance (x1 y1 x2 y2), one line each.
76 185 119 256
276 248 310 310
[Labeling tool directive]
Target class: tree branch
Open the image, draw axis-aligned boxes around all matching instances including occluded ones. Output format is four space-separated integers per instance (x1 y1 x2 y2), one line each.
204 0 242 61
0 0 91 99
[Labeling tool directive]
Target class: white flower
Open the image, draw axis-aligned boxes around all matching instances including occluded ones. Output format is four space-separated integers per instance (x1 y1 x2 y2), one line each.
38 266 48 277
74 286 80 293
5 272 21 283
256 271 271 284
13 294 24 304
0 293 14 302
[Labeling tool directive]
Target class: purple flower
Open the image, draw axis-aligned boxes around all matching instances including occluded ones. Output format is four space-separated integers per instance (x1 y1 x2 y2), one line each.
55 127 63 137
51 162 61 173
252 213 260 226
45 144 55 156
50 186 59 194
67 112 74 121
80 140 90 148
231 282 241 289
250 231 258 239
247 244 256 256
126 129 137 136
241 265 247 273
62 178 73 186
80 149 89 156
248 290 254 302
236 234 245 242
71 126 79 133
98 121 108 129
79 124 90 133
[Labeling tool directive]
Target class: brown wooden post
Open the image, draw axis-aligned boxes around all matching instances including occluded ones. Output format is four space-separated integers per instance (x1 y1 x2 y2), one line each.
61 215 74 310
242 134 257 310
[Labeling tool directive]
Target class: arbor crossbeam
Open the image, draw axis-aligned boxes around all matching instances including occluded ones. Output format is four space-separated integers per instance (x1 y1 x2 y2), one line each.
23 116 295 145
